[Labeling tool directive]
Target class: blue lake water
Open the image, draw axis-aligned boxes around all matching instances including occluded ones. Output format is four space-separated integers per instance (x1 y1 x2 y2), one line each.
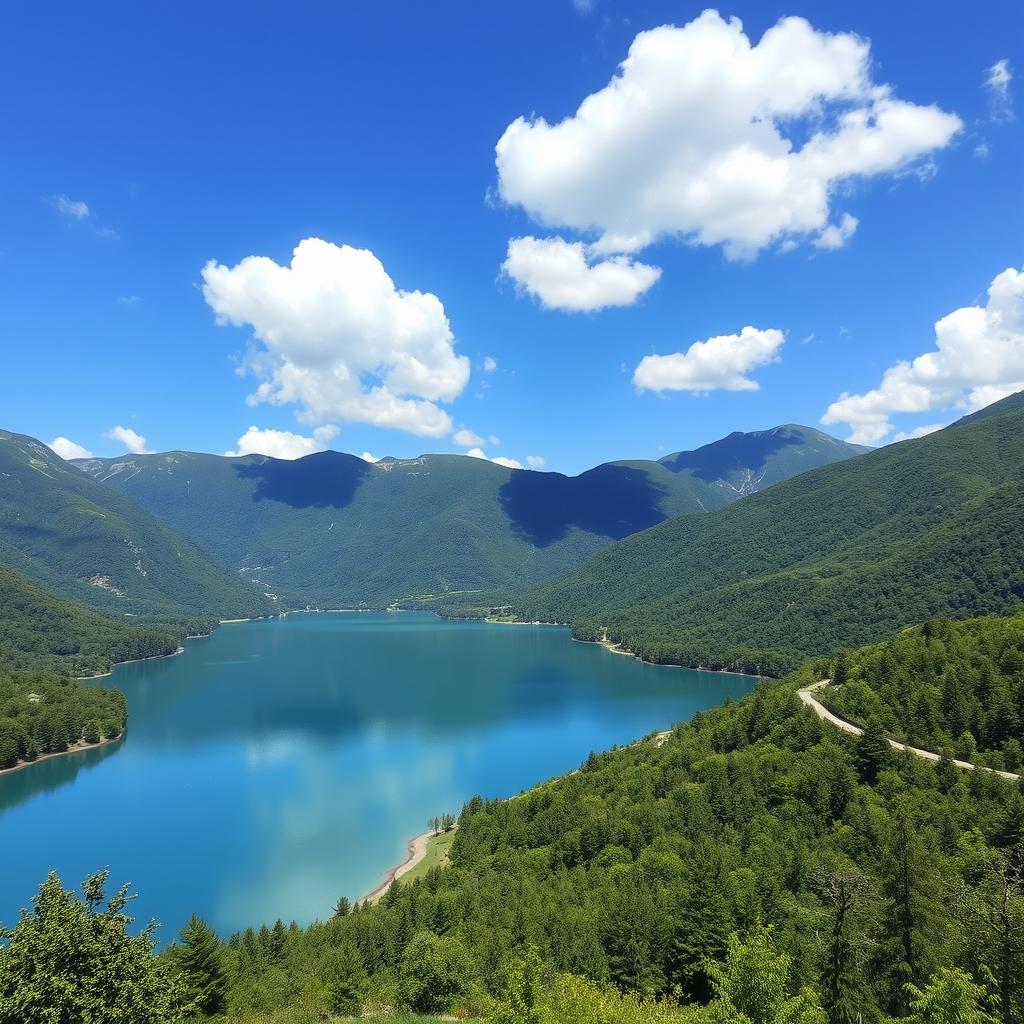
0 612 753 941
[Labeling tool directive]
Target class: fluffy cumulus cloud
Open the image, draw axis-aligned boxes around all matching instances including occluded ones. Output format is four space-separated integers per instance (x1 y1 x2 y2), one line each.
634 326 785 393
822 265 1024 444
49 436 93 460
525 455 546 469
482 356 498 373
502 236 661 312
225 424 339 460
986 59 1013 122
496 11 961 264
453 427 486 447
106 425 153 455
202 239 470 439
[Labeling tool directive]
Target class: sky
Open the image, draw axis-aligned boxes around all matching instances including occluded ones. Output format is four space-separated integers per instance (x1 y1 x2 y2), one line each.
1 0 1022 475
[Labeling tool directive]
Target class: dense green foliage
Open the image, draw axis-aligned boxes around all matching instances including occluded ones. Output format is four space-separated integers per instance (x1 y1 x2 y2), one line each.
0 430 271 627
0 666 127 769
73 426 863 608
513 392 1024 674
0 564 178 675
0 870 188 1022
192 657 1024 1022
820 609 1024 770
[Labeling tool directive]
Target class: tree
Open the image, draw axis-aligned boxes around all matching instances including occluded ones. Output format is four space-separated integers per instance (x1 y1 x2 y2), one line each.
856 717 891 784
0 870 188 1023
875 802 945 1015
666 861 733 1003
813 864 875 1024
398 930 472 1013
324 942 367 1017
906 968 998 1024
332 895 351 918
83 719 101 745
177 913 228 1016
705 923 826 1024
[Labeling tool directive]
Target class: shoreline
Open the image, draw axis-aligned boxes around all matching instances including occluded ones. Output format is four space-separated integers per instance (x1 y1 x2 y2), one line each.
75 644 188 681
360 830 436 904
0 730 125 778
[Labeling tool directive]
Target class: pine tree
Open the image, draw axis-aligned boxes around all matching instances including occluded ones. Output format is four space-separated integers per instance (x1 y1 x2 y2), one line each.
856 716 891 784
177 914 228 1016
875 802 944 1015
332 895 351 918
666 859 733 1003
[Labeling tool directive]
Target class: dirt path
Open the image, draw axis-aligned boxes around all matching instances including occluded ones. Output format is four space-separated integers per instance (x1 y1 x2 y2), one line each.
361 830 434 904
798 680 1020 782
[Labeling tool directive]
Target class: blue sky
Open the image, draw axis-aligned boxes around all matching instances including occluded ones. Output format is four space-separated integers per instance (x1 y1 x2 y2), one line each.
1 1 1021 474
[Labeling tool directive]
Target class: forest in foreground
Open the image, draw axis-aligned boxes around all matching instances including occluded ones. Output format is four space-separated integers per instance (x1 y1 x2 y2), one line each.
2 610 1023 1024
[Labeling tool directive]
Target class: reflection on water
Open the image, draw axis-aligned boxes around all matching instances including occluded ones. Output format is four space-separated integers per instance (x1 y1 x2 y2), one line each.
0 612 752 941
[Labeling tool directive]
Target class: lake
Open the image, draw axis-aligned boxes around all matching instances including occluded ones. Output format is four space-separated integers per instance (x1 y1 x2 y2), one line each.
0 612 753 941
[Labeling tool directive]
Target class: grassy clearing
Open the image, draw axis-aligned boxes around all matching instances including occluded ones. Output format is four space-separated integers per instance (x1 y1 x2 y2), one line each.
399 829 456 888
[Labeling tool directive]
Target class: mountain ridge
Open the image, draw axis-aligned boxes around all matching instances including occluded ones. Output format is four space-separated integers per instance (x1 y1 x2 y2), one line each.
71 423 865 608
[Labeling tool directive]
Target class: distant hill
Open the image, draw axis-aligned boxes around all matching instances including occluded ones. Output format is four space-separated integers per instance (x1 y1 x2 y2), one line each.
513 392 1024 675
0 430 271 632
72 425 864 607
0 565 178 676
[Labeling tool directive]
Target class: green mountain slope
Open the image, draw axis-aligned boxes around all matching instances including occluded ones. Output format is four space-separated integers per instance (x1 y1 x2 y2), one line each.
0 430 271 628
73 424 863 607
514 392 1024 674
0 565 179 676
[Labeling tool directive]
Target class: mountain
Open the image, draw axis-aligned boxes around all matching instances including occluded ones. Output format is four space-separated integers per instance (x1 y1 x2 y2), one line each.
0 430 271 631
72 424 865 607
0 564 178 676
513 391 1024 675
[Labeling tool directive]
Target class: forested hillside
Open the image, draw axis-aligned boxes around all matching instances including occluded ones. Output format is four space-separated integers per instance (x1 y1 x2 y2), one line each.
0 666 127 769
0 565 178 676
821 608 1024 770
0 430 271 629
514 391 1024 674
73 425 863 608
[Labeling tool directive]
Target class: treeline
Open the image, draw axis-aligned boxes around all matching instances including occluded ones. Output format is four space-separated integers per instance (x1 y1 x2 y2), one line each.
0 667 127 769
510 393 1024 675
0 564 180 676
822 609 1024 770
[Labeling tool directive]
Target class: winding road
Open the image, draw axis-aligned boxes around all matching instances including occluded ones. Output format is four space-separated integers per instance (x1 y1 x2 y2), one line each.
798 680 1021 782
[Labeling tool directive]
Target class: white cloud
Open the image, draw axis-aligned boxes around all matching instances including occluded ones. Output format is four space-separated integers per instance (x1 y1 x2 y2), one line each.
572 0 594 12
892 423 945 443
453 427 486 447
53 195 90 220
118 294 140 305
974 141 991 159
361 451 381 464
525 455 546 469
49 437 93 460
985 59 1013 122
482 356 498 373
202 238 470 439
812 213 859 251
106 425 154 455
465 446 523 469
496 11 961 262
225 424 339 460
822 265 1024 444
502 236 661 312
634 326 785 393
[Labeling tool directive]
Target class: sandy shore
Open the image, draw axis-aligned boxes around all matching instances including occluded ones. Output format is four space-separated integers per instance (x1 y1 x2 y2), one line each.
0 730 125 778
360 830 435 904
